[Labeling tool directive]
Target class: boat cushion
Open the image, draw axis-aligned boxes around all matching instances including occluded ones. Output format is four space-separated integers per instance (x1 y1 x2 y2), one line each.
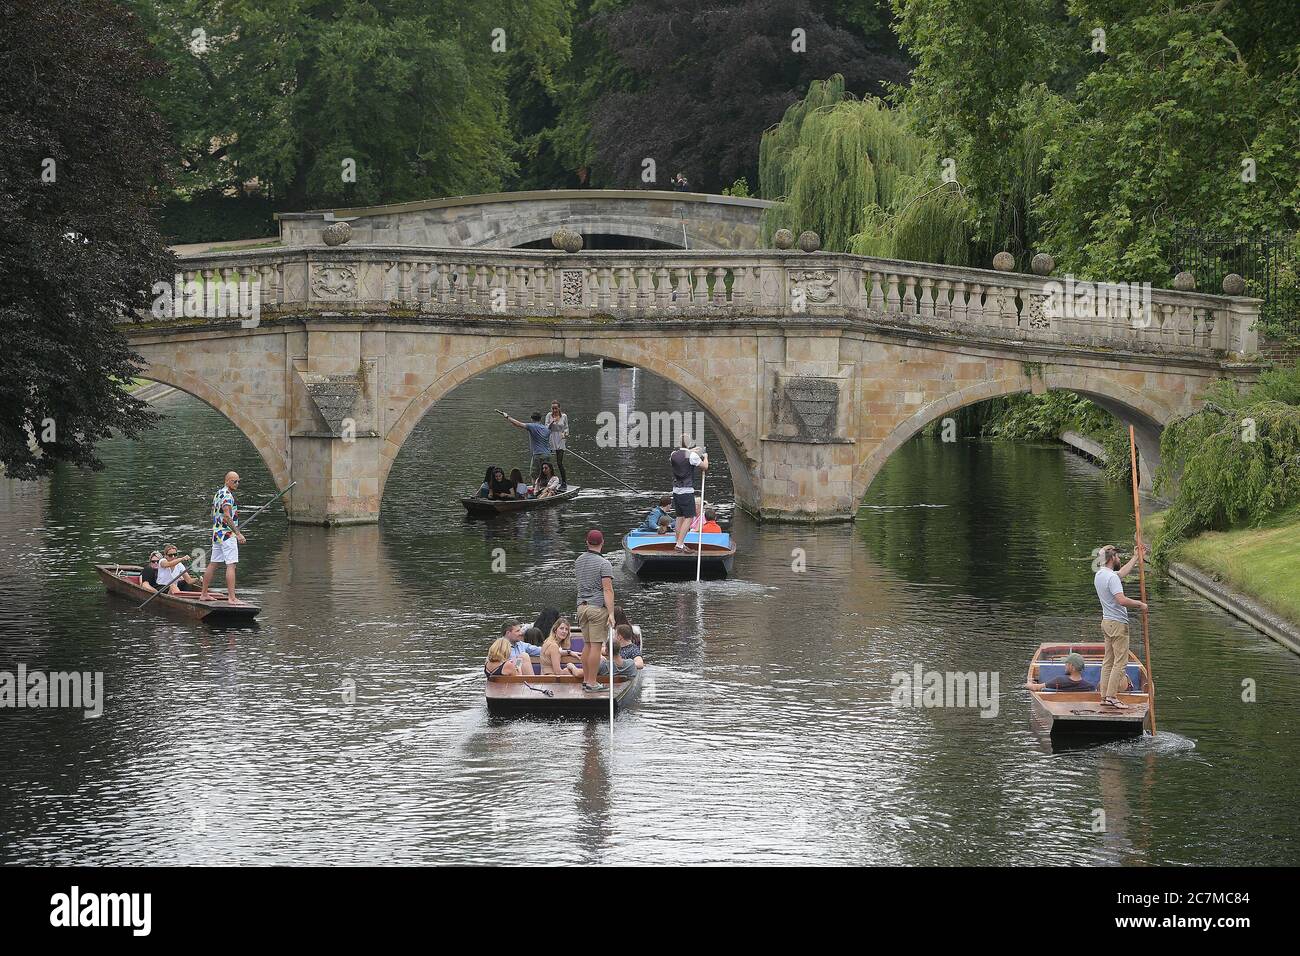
1036 661 1143 691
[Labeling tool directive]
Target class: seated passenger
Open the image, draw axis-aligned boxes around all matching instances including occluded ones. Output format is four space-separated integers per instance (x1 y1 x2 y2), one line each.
1025 652 1096 692
156 544 198 593
504 622 542 676
641 495 672 532
656 515 672 534
599 624 644 679
532 462 560 498
689 497 706 531
533 608 561 641
701 509 722 534
488 467 514 499
510 468 530 498
541 616 581 677
138 550 163 592
478 465 497 498
484 637 522 677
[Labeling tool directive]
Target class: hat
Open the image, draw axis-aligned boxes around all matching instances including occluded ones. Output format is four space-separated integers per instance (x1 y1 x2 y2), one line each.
586 529 604 547
1063 652 1086 673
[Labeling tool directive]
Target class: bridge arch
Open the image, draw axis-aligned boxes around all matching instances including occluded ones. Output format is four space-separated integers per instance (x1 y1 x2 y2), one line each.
852 370 1174 502
490 218 689 250
379 341 759 507
135 360 293 491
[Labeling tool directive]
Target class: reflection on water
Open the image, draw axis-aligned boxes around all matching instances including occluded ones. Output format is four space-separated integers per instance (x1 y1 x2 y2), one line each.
1 359 1298 865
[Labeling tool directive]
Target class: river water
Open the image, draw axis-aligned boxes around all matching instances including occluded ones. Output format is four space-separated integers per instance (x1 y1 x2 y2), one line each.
1 358 1297 865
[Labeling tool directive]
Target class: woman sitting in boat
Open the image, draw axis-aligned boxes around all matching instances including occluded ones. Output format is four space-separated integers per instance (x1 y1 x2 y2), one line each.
487 467 514 499
138 550 163 592
156 543 198 593
1025 652 1096 693
532 462 561 498
540 616 581 677
478 466 497 498
510 468 531 498
484 637 526 678
640 495 672 532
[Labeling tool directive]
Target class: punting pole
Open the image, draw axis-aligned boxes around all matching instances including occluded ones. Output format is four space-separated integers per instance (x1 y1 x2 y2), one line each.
563 446 641 495
695 435 705 584
1128 426 1157 736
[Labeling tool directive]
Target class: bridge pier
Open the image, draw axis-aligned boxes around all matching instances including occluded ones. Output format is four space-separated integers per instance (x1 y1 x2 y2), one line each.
286 434 383 525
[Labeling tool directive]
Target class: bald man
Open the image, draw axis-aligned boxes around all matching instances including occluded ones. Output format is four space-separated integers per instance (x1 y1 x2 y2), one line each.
199 471 246 603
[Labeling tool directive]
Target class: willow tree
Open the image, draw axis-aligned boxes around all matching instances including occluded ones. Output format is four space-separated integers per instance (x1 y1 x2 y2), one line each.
758 75 971 263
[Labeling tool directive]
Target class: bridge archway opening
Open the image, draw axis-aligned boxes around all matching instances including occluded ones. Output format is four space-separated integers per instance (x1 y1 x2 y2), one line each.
514 234 682 251
380 353 754 521
854 377 1170 507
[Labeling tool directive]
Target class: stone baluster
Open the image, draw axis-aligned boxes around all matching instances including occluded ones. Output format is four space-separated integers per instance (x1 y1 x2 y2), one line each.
434 263 450 305
866 271 885 311
885 274 901 313
613 267 631 309
416 263 432 306
901 276 918 315
256 265 274 309
672 267 690 307
396 262 413 302
691 267 707 305
950 281 968 323
655 266 672 308
712 267 728 304
631 267 649 311
595 266 611 309
919 276 936 318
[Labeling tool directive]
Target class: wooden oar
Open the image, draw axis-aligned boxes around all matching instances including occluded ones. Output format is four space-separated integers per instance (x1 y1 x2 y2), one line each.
138 481 296 610
1128 427 1157 735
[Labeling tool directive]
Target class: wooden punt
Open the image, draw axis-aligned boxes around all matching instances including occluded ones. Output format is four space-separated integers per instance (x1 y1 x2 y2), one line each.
94 564 261 622
461 485 581 516
1026 642 1150 740
485 626 644 716
622 530 735 577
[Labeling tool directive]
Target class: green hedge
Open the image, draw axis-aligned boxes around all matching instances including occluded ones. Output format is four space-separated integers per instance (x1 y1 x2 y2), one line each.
158 192 278 245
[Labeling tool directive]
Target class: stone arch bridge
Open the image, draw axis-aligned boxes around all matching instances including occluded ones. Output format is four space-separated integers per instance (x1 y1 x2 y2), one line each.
124 244 1262 524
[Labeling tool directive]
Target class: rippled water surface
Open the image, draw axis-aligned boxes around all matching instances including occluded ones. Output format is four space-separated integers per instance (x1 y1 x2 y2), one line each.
1 359 1298 864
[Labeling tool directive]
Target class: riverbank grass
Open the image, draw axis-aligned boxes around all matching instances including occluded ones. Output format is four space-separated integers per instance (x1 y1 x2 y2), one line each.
1152 508 1300 625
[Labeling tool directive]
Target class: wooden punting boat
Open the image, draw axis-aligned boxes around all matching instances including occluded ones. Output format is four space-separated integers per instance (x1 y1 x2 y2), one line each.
461 485 581 516
94 564 261 622
621 529 735 577
1026 642 1150 740
485 626 644 716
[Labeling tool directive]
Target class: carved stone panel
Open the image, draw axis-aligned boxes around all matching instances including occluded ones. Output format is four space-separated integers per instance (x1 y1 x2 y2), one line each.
775 375 840 440
311 264 357 299
788 269 838 307
560 269 585 307
1023 292 1051 331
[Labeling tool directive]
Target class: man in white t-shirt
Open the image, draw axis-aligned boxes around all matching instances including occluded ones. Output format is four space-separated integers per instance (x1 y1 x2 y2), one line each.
1094 543 1148 706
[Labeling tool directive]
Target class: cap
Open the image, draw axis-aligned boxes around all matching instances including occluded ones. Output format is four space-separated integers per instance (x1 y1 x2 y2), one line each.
586 529 604 547
1063 652 1086 672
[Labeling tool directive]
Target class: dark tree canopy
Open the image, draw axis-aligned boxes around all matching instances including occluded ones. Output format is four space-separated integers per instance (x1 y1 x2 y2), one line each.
0 0 172 479
589 0 909 192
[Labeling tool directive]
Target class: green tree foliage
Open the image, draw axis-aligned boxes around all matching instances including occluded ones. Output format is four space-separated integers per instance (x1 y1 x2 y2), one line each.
758 76 971 261
1153 363 1300 561
0 0 171 478
130 0 570 208
589 0 909 192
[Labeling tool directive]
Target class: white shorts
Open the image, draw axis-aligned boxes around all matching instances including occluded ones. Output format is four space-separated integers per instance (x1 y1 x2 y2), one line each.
210 537 239 564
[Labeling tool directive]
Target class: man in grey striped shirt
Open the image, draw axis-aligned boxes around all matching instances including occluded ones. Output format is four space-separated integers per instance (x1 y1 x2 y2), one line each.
575 529 615 693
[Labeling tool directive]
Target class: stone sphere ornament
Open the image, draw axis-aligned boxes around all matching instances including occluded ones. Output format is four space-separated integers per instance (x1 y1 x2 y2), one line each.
1172 270 1196 292
562 231 584 253
1030 252 1055 276
550 228 572 250
1222 273 1246 296
321 221 353 247
773 228 795 250
797 230 821 253
993 251 1015 272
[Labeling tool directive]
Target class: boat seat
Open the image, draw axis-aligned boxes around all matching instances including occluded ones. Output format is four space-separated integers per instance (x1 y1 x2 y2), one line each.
1036 661 1143 691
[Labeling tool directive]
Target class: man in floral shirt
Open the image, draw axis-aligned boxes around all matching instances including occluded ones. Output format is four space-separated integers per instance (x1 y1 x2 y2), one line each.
199 471 247 604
